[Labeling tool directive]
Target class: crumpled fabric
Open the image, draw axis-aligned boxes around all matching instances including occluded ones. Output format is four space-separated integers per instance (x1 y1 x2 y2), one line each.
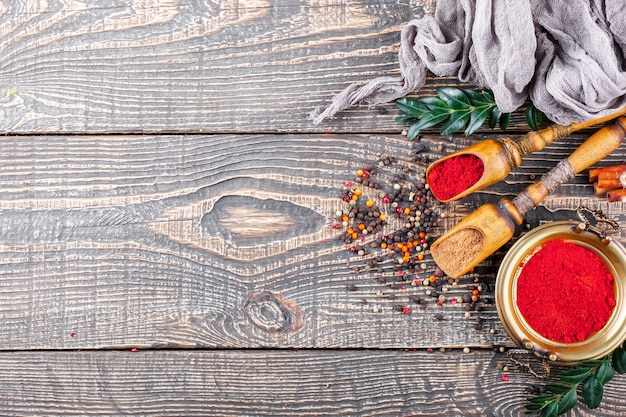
311 0 626 126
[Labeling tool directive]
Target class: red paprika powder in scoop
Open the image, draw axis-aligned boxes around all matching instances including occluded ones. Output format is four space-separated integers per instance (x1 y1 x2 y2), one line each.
427 154 484 201
516 239 615 343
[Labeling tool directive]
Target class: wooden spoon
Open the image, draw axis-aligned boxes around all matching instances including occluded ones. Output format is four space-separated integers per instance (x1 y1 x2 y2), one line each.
426 107 626 202
430 116 626 278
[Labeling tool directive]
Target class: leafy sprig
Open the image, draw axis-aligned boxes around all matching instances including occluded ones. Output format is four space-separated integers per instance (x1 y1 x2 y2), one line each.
395 87 545 140
525 341 626 416
525 102 543 131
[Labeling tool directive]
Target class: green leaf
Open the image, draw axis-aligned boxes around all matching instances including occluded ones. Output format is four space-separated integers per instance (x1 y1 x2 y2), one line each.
545 383 572 394
499 112 511 130
440 110 471 136
582 375 604 409
559 367 592 384
426 106 452 118
612 346 626 373
596 360 615 384
557 389 578 415
539 402 558 417
437 87 471 110
395 115 420 124
525 402 546 413
420 96 448 111
462 89 492 105
407 123 422 141
489 106 502 129
464 105 491 136
462 89 482 101
406 111 450 140
579 359 604 368
528 395 557 405
481 91 495 103
396 98 429 116
526 103 540 131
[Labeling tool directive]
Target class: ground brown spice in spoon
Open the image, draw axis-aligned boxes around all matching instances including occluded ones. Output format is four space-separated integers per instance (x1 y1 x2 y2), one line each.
430 227 484 277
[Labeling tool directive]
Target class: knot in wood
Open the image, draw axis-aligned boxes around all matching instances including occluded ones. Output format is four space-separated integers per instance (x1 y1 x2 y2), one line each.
244 291 303 333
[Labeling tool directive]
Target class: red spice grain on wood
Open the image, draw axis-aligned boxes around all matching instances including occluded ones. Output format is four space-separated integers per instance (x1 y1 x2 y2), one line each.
427 154 485 201
516 239 615 343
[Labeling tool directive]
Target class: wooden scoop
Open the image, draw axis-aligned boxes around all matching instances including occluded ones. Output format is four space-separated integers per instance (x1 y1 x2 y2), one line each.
430 116 626 278
426 107 626 202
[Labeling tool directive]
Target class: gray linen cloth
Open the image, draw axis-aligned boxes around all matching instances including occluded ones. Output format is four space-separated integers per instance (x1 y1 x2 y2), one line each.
311 0 626 125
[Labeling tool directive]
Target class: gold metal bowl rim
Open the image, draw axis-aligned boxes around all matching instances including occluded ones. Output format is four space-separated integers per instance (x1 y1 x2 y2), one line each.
495 220 626 365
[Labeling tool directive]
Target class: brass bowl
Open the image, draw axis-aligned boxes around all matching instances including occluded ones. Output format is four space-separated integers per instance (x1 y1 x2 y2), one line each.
495 220 626 365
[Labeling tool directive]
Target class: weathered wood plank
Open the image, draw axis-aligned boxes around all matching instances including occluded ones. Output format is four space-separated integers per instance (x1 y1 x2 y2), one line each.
0 349 624 416
0 133 623 350
0 0 426 133
0 132 498 349
0 0 541 135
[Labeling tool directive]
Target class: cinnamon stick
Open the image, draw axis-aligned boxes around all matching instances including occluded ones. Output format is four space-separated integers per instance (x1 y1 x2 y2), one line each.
594 183 617 195
598 171 626 182
589 164 626 181
597 178 625 190
607 189 626 202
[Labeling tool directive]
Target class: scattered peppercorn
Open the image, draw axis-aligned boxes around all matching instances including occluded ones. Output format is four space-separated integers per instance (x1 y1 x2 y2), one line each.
474 317 484 331
336 147 494 323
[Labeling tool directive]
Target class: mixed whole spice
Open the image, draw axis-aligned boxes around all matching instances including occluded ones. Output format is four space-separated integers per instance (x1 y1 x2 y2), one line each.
333 146 492 324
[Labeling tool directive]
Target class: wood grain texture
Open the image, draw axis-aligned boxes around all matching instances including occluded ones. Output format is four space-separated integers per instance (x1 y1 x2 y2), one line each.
0 132 624 350
3 1 625 415
0 132 503 349
0 0 443 134
0 349 624 416
0 0 537 135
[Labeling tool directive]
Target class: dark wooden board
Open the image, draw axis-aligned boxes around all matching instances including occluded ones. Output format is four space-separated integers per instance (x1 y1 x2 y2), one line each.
0 132 623 350
3 1 625 415
0 0 539 134
0 349 624 416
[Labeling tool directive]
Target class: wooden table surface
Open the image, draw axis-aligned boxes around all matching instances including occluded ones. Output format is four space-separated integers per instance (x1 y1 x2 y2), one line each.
0 1 624 416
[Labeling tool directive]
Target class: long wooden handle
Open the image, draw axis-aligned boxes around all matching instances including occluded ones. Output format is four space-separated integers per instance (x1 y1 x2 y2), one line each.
567 116 626 172
513 116 626 216
431 116 626 278
516 107 626 156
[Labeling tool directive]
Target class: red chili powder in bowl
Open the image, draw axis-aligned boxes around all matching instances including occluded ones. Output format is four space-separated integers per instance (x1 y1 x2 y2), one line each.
516 239 616 343
427 154 484 200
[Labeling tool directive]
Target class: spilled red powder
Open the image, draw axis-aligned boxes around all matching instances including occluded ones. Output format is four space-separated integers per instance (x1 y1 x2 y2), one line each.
516 239 615 343
427 154 485 200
